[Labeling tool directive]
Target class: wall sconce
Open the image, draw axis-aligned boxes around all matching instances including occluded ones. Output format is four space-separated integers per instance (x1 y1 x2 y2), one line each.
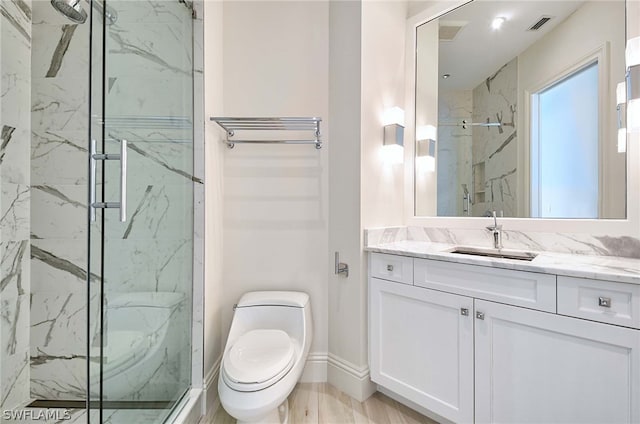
416 125 437 172
617 81 627 153
382 107 405 164
625 36 640 132
383 107 405 147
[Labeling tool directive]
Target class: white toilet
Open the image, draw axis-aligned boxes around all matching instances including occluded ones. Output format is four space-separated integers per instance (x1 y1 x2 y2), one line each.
218 291 312 424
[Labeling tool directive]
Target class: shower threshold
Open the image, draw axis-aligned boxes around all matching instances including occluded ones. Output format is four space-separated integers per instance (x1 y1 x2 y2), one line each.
28 400 177 410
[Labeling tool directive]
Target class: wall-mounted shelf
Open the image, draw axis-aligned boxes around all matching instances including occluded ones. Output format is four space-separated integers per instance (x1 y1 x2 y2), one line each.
209 117 322 149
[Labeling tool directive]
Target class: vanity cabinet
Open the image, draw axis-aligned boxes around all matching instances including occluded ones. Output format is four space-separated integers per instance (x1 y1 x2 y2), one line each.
475 299 640 424
370 278 474 423
369 253 640 424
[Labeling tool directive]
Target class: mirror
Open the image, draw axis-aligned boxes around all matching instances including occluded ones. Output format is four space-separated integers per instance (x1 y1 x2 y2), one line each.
414 0 627 219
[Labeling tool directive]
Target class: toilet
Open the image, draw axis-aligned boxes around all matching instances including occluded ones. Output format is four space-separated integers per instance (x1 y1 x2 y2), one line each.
218 291 312 424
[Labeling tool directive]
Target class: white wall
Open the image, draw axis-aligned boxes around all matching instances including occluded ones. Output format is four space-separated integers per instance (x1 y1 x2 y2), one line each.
203 0 225 413
327 0 365 397
203 0 410 403
220 0 330 378
361 0 408 228
327 0 408 400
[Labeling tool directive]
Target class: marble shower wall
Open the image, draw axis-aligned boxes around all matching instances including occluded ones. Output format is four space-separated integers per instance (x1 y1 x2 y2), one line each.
30 0 197 401
29 0 92 400
471 57 518 217
1 0 32 411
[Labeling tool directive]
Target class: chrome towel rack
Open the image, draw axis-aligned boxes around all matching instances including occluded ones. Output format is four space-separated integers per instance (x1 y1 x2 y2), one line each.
438 120 502 129
210 117 322 149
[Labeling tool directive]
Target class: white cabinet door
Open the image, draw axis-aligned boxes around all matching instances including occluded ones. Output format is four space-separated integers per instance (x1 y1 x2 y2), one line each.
369 278 474 423
475 299 640 424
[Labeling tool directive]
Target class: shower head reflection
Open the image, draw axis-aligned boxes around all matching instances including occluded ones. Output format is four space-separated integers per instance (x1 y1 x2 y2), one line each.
50 0 118 25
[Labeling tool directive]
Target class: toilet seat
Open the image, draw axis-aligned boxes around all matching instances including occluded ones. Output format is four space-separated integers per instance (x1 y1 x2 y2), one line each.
222 329 296 392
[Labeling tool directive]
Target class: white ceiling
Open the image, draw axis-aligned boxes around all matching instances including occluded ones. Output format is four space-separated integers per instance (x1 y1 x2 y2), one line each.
407 1 439 18
430 0 587 91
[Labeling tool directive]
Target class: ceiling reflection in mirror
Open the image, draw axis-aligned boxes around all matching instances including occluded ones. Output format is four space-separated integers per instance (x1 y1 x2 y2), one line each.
414 0 627 219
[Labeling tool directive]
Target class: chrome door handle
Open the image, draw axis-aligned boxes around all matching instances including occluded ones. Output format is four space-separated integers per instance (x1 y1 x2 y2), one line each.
91 138 128 222
119 139 127 222
90 139 97 222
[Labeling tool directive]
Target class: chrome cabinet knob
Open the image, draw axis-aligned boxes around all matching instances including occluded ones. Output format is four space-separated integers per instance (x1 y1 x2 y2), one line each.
461 308 469 316
476 311 485 320
386 264 394 272
598 297 612 308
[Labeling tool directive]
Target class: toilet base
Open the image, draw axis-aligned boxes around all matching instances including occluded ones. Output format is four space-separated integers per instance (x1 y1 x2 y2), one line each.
237 399 289 424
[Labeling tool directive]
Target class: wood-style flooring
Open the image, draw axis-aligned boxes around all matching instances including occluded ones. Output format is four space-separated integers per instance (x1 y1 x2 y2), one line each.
202 383 439 424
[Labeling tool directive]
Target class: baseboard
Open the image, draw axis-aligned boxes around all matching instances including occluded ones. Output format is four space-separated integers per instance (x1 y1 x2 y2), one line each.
300 352 328 383
327 353 376 402
202 356 221 419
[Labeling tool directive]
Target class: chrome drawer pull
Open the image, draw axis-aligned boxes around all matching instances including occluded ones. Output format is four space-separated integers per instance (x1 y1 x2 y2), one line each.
598 297 612 308
461 308 469 316
476 311 485 320
386 264 394 272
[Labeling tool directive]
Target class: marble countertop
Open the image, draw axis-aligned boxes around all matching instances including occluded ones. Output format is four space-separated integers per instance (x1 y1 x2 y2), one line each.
365 240 640 285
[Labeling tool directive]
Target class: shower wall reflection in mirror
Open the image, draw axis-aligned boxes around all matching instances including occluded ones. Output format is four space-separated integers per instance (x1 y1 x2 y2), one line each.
414 0 627 219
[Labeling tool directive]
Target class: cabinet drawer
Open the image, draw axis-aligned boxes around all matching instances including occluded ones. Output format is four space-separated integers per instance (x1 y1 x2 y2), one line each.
557 276 640 329
414 259 556 312
370 253 413 285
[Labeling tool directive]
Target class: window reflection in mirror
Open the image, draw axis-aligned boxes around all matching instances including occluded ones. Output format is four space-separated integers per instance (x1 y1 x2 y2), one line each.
414 0 627 219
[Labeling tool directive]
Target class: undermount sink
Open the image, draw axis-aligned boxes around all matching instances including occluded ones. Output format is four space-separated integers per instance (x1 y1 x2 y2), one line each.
449 246 537 261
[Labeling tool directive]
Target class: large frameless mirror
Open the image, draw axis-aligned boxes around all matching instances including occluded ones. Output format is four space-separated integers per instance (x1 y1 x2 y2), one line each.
414 0 627 219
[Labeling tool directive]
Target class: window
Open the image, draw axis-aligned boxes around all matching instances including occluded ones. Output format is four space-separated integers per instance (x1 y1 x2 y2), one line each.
530 61 599 218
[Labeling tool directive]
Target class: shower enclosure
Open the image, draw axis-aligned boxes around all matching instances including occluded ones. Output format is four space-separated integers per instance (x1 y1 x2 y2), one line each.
0 0 201 422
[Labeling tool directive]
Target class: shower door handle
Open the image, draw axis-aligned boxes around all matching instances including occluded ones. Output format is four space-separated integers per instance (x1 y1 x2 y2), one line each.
90 139 97 222
90 138 128 223
119 139 127 222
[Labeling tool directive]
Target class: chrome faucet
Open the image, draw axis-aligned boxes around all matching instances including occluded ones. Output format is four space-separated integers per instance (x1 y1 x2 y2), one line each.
486 210 503 249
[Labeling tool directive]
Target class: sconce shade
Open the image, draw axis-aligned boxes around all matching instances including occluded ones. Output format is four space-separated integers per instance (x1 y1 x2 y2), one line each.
384 123 405 147
618 128 627 153
617 81 626 105
416 138 436 157
627 66 640 132
626 36 640 68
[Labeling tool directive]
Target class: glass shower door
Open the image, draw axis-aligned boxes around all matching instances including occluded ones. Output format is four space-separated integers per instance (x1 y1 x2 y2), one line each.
88 1 194 422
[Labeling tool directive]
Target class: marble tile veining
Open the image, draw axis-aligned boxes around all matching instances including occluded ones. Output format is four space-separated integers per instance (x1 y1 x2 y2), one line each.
1 0 32 410
471 57 518 217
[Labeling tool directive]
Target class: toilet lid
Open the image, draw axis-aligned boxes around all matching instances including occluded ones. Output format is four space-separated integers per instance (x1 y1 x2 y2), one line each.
224 329 295 385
